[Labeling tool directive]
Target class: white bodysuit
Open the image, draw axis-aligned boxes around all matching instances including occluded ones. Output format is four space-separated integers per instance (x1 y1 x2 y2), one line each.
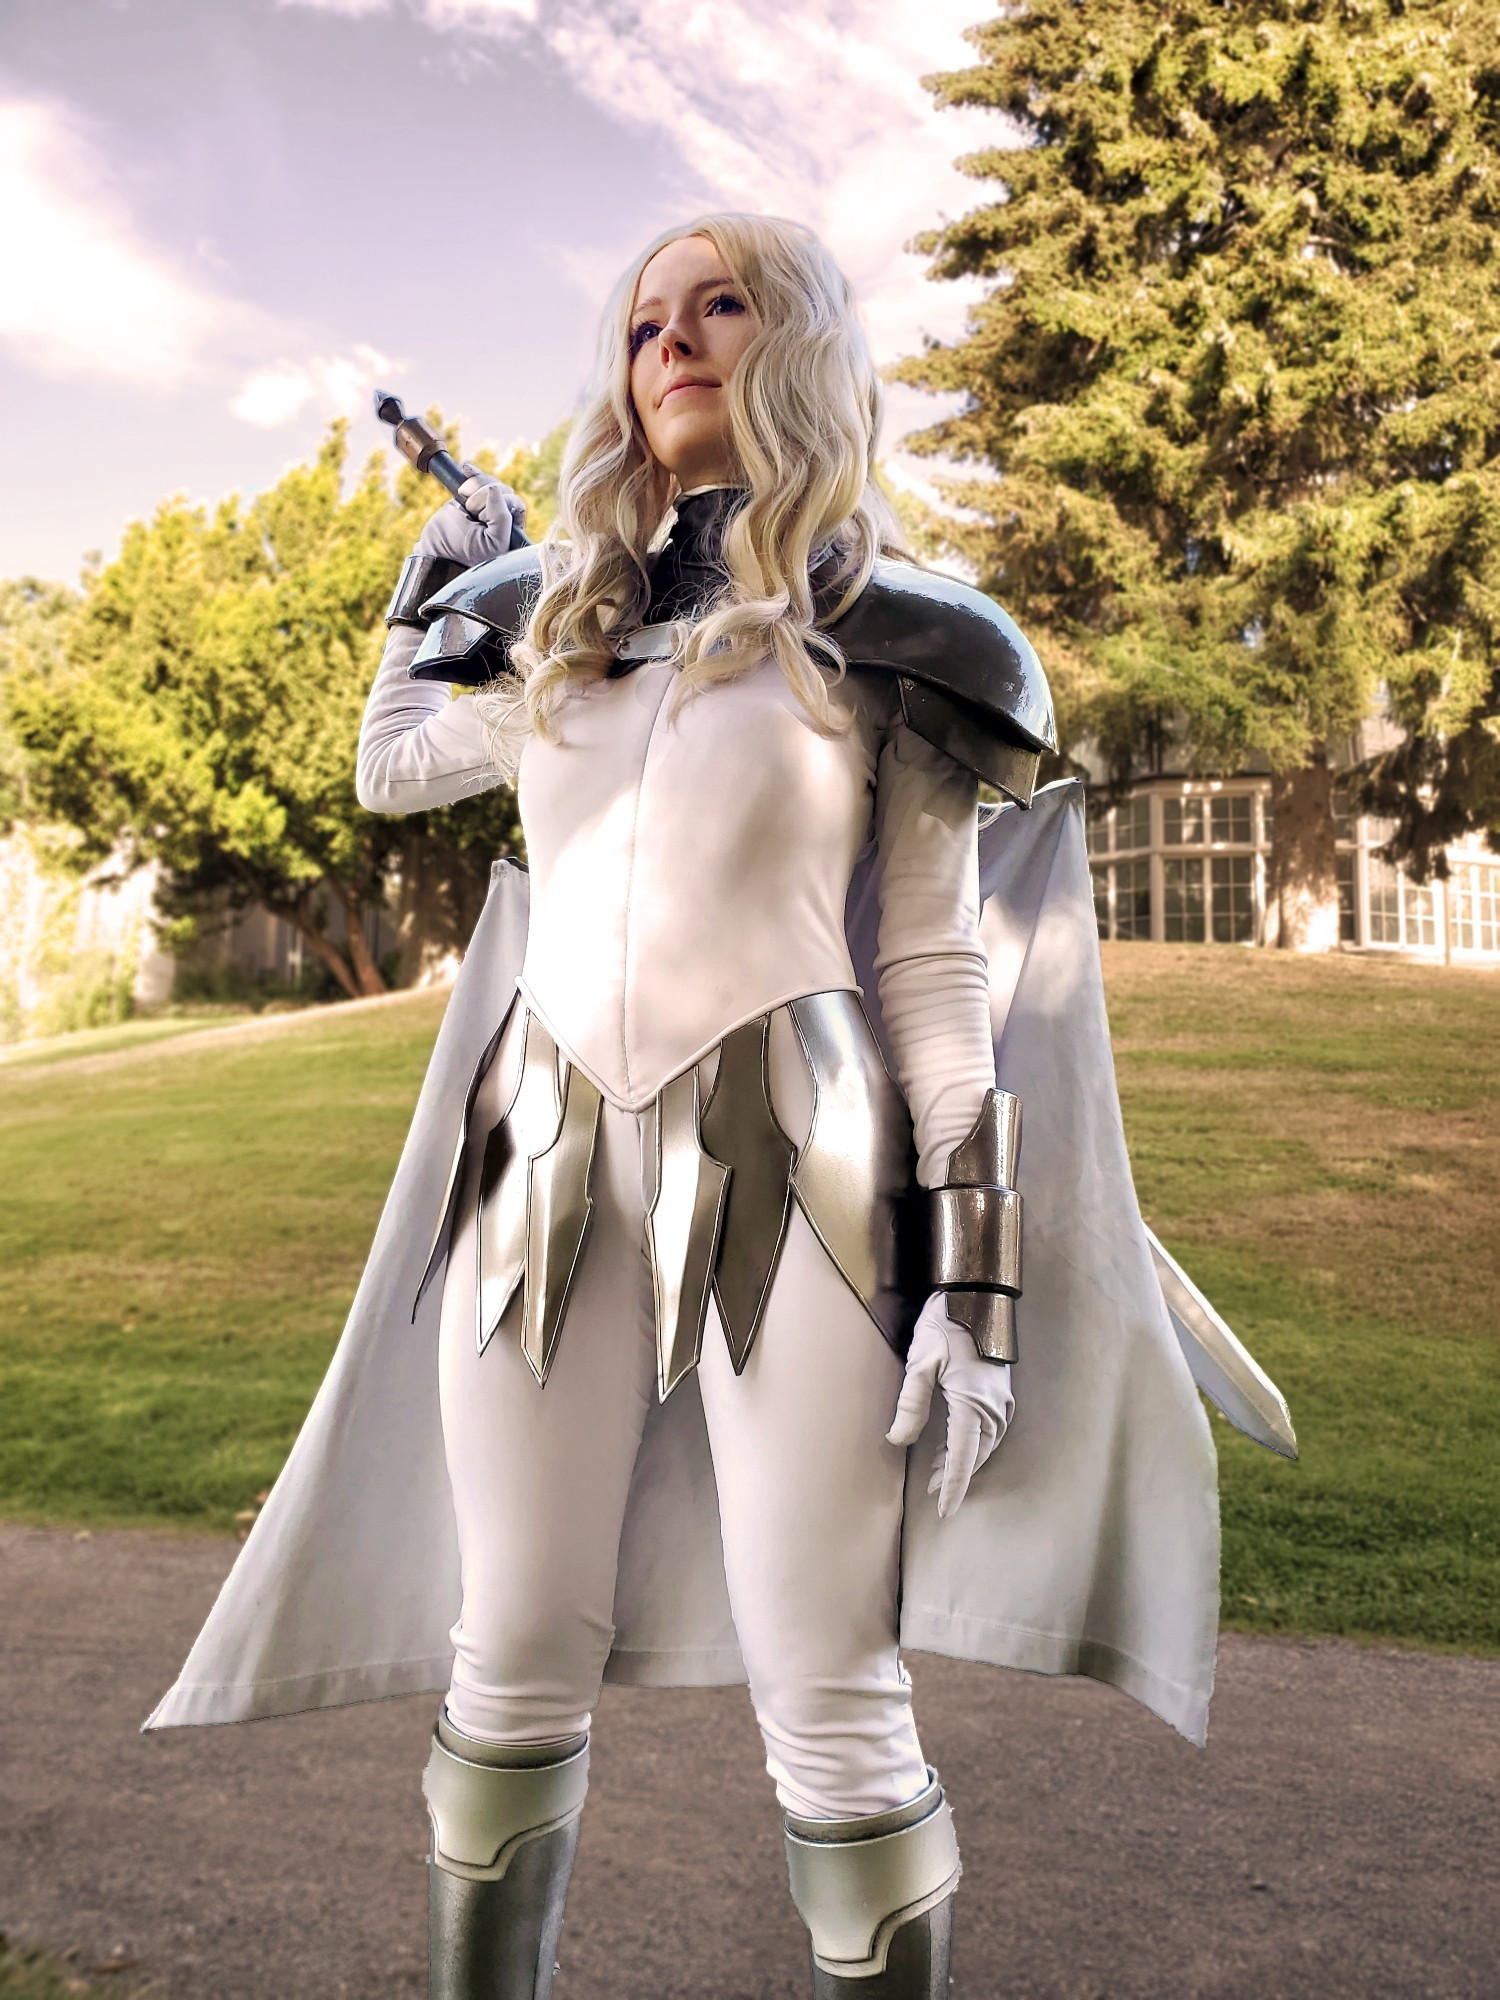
358 630 997 1182
356 627 998 1818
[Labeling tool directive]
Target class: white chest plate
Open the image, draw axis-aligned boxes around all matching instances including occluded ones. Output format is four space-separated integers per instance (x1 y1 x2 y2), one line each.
516 660 879 1108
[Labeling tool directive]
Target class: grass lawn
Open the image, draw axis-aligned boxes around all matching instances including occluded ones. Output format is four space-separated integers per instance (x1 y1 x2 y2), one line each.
0 1009 262 1071
0 951 1496 1651
1103 944 1500 1651
0 1937 150 1998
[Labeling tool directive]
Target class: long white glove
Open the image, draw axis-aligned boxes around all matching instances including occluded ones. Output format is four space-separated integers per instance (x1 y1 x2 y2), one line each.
886 1292 1015 1518
415 464 526 569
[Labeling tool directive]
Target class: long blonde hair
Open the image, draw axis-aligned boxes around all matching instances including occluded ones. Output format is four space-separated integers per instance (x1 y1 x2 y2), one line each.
479 213 905 769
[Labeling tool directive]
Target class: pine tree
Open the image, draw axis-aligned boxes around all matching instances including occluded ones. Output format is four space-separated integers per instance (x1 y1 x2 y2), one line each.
899 0 1500 944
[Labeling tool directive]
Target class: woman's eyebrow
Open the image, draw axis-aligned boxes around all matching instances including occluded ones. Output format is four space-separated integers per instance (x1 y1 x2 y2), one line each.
630 275 737 319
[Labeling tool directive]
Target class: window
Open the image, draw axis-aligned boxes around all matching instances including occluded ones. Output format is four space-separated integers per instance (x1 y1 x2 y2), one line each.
1365 855 1438 949
1336 853 1356 944
1209 794 1252 844
1114 796 1151 852
1091 865 1110 937
1367 856 1401 944
1211 856 1255 942
1163 857 1206 942
1449 864 1500 955
1115 859 1152 939
1331 785 1356 844
1405 878 1437 950
1477 868 1500 954
1086 814 1110 856
1162 796 1204 846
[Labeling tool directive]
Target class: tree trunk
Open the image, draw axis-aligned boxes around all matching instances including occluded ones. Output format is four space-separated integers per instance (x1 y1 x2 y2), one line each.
392 835 493 986
1269 750 1341 952
332 881 389 998
282 911 361 1000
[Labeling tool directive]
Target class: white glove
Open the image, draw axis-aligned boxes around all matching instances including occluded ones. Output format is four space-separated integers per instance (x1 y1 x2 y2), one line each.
886 1292 1015 1518
414 464 526 569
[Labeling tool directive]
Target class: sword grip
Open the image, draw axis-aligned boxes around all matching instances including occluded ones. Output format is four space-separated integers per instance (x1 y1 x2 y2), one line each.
377 391 530 549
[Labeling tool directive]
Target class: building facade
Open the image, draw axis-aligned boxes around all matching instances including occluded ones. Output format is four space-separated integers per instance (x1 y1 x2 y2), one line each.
1086 776 1500 962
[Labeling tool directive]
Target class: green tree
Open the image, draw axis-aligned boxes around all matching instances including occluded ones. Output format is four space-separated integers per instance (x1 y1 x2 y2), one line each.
497 419 570 539
0 577 77 830
899 0 1500 943
5 425 521 999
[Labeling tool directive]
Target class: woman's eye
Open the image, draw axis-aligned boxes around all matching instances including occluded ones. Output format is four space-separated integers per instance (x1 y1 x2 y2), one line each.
706 293 745 318
629 320 660 357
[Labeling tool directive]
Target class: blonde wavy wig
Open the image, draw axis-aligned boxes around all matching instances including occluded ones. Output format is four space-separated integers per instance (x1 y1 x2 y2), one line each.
478 213 906 771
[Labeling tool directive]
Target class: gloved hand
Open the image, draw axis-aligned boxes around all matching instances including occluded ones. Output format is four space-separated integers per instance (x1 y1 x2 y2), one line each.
414 464 526 569
886 1292 1015 1518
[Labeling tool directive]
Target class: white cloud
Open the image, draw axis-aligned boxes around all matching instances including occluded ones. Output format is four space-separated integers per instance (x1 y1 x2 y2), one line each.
276 0 1018 437
279 0 537 21
228 342 399 428
276 0 393 14
0 95 242 385
424 0 538 25
534 0 1010 368
1 86 403 440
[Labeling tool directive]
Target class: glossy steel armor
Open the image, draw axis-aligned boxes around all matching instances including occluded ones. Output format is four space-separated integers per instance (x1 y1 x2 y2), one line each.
419 986 920 1397
402 489 1056 805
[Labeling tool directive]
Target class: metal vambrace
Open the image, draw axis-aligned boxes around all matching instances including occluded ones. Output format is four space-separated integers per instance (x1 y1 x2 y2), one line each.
423 1718 590 1883
385 553 466 629
929 1087 1022 1363
784 1770 961 1980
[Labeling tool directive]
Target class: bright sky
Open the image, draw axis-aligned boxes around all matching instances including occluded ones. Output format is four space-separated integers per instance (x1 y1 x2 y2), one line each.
1 0 1013 584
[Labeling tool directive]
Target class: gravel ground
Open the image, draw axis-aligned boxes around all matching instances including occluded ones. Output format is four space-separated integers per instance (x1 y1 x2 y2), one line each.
1 1522 1496 2000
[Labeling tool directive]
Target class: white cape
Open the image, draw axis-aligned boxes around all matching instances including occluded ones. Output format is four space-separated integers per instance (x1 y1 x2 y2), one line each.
146 779 1220 1745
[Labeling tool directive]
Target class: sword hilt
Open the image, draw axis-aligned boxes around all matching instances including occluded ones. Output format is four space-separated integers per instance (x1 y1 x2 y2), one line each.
374 391 529 548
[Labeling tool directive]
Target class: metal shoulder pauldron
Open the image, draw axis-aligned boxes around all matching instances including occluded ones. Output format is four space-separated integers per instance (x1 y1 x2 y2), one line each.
407 549 1056 805
828 560 1055 805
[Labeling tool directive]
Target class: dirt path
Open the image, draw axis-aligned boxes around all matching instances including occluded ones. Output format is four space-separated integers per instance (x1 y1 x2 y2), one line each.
0 987 444 1082
1 1522 1495 1999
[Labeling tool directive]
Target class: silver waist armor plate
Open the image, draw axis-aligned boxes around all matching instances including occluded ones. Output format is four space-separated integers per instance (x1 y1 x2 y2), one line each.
420 988 919 1395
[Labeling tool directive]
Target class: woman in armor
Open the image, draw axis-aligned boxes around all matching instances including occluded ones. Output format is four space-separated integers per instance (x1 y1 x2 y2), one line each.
149 209 1227 2000
357 213 1035 1997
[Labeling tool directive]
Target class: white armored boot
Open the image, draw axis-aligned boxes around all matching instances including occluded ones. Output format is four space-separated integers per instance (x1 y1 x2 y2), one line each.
784 1770 961 1998
423 1711 589 2000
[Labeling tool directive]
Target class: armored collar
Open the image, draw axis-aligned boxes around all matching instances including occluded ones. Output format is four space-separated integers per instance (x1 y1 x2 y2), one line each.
407 531 1056 804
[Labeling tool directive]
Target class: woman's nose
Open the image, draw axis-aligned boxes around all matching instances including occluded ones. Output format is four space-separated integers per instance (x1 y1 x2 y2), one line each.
657 322 694 362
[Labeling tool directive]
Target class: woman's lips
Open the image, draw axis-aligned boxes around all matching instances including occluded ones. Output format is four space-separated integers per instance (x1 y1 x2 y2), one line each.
661 378 718 402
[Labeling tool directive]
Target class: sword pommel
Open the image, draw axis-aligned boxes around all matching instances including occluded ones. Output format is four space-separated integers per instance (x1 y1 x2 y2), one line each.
373 388 469 499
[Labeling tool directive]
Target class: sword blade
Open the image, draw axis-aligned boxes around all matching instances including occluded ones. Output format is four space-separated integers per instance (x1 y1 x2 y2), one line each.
1146 1227 1299 1460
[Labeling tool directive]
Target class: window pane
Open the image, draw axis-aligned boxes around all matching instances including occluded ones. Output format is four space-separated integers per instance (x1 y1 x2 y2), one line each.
1116 859 1152 940
1162 796 1204 846
1331 785 1355 844
1336 853 1356 944
1091 865 1110 938
1115 796 1151 852
1163 857 1206 942
1086 812 1109 856
1209 795 1252 844
1210 855 1254 942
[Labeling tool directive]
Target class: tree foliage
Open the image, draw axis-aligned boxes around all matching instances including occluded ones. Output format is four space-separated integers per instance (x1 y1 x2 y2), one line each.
0 577 78 832
899 0 1500 888
4 424 523 999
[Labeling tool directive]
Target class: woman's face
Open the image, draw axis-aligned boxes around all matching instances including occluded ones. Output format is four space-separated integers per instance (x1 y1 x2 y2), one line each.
628 234 759 489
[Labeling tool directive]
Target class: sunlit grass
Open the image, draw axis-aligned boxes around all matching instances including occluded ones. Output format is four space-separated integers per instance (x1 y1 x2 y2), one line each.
2 950 1496 1650
1103 943 1500 1650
